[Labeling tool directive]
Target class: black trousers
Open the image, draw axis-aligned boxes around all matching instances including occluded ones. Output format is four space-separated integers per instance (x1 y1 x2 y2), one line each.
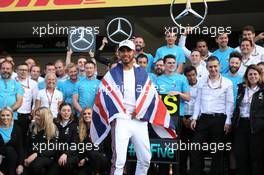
0 146 18 175
179 116 194 175
48 155 79 175
24 157 54 175
234 118 264 175
190 114 226 175
16 113 31 146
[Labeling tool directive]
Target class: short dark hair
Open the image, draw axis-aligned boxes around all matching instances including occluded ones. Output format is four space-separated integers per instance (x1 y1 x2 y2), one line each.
229 52 242 62
136 54 148 63
207 56 220 64
163 54 176 63
184 65 197 76
240 38 253 47
30 65 41 72
45 63 55 70
155 58 164 64
196 39 208 46
16 63 29 69
85 60 96 67
257 62 264 67
242 25 255 34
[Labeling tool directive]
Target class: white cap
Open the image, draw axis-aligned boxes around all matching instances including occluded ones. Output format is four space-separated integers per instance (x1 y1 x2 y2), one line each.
118 40 135 50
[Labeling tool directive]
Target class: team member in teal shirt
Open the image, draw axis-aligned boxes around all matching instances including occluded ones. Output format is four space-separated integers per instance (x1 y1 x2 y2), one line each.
58 63 80 114
156 54 190 117
154 32 186 73
212 33 234 74
0 60 23 120
72 61 100 116
222 52 243 104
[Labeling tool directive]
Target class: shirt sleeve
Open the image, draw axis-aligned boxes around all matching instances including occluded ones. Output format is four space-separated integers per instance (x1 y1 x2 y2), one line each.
57 90 64 101
154 48 161 63
192 85 202 120
72 82 80 95
225 82 234 125
36 90 41 100
177 47 186 64
178 35 192 61
182 76 190 93
15 82 24 96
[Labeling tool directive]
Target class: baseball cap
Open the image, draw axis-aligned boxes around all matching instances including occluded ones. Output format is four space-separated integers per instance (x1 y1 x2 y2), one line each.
118 40 135 51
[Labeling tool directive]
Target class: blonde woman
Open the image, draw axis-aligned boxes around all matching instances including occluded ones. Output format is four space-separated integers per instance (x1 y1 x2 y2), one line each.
35 72 63 118
24 107 58 175
0 107 23 175
78 107 110 175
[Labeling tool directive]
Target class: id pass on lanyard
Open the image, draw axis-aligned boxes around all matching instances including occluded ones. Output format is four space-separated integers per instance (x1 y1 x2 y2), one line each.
45 90 54 109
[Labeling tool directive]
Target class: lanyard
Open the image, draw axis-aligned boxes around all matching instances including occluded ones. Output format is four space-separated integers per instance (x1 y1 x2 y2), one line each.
16 77 30 89
207 76 222 89
45 89 54 109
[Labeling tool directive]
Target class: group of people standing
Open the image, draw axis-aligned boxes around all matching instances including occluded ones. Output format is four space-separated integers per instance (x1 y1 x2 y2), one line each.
0 24 264 175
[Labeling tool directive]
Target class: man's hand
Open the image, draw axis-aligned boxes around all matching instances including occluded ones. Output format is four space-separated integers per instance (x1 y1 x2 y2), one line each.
182 27 193 36
183 118 192 128
224 124 231 135
168 91 181 96
78 159 86 167
190 119 197 131
89 50 95 58
58 154 67 166
16 165 23 175
102 37 108 45
255 32 264 42
67 48 73 56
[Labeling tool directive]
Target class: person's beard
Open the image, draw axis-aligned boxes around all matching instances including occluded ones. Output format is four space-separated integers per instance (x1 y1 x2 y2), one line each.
155 68 164 76
1 72 11 79
230 66 239 74
135 45 143 52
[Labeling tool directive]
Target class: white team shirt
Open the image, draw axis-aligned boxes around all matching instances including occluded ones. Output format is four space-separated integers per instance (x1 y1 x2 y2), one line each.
16 77 38 114
36 89 63 118
192 76 234 125
123 68 136 118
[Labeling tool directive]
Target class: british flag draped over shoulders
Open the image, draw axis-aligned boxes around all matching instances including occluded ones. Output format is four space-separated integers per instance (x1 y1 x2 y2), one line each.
90 63 177 144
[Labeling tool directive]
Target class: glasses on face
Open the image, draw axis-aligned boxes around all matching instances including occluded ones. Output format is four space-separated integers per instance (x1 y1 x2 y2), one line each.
166 62 176 65
18 69 28 72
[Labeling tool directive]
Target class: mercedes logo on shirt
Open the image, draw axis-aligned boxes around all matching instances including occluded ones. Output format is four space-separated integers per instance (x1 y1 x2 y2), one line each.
69 27 95 52
106 17 133 44
170 0 208 29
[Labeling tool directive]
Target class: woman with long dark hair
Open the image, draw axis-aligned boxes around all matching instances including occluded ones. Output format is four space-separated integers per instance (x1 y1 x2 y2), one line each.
48 102 79 175
233 64 264 175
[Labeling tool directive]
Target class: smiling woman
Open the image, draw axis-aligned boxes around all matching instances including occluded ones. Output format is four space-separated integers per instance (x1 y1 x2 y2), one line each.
232 64 264 175
0 107 24 175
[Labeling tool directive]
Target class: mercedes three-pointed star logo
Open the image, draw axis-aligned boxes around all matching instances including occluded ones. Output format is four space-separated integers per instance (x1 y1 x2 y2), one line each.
170 0 208 29
106 17 133 44
70 27 94 51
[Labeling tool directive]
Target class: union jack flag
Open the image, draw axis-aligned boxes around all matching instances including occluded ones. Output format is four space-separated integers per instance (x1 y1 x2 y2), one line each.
90 64 177 144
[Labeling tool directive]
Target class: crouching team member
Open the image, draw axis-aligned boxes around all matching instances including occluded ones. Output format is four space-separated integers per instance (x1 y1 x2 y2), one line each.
0 107 24 175
48 103 79 175
90 40 176 175
24 107 58 175
78 107 110 175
